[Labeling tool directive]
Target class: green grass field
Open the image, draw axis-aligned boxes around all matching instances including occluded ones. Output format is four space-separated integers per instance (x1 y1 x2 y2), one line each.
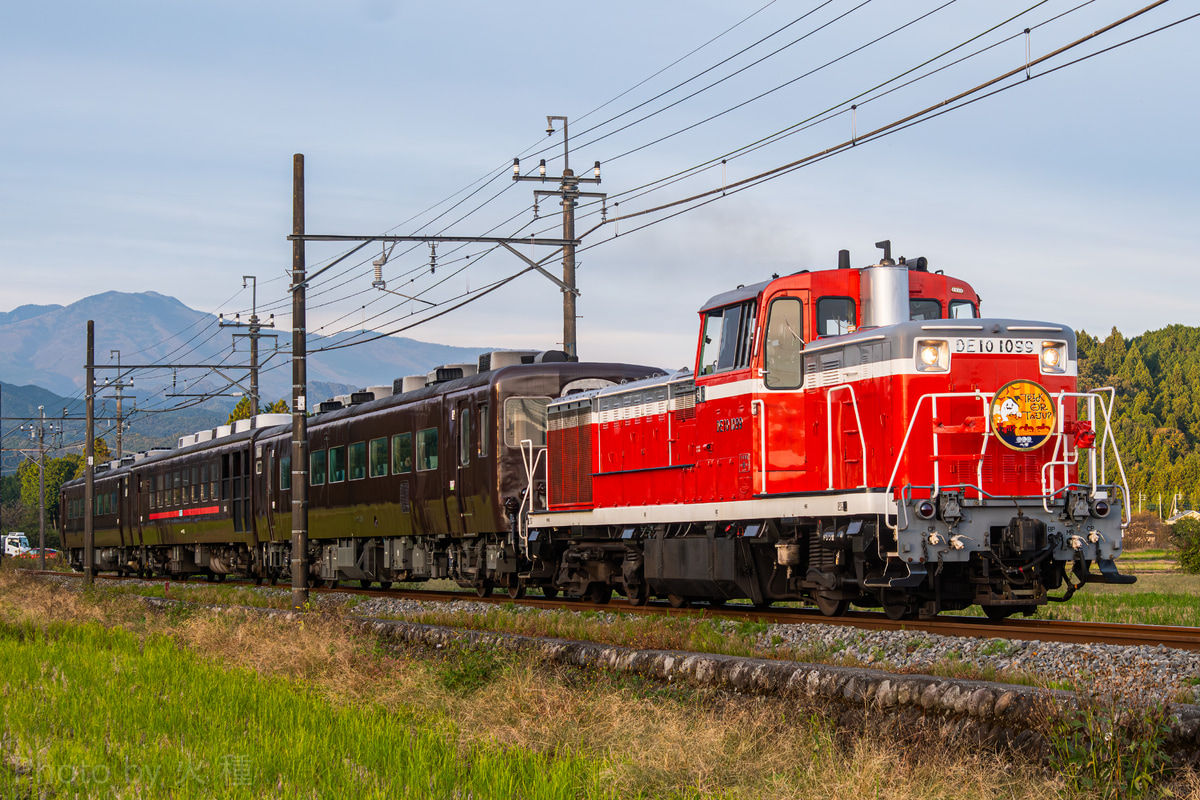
0 618 605 799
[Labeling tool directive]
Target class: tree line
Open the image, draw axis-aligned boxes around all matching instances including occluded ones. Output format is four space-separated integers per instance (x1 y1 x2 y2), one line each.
1078 324 1200 516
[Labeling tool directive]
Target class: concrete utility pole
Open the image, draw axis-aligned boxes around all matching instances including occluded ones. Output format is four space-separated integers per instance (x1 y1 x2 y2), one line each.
291 154 310 611
512 116 605 360
84 321 95 586
220 276 277 414
102 350 134 460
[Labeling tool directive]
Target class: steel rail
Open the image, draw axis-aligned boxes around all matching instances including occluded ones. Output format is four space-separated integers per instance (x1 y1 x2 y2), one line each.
37 570 1200 652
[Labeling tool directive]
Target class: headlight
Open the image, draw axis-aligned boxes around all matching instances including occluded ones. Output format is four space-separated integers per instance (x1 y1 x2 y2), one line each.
1040 342 1066 374
915 340 949 372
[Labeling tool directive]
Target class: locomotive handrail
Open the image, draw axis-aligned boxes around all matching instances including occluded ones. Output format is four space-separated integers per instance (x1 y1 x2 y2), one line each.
825 385 868 491
1041 389 1131 529
885 390 991 534
518 439 546 559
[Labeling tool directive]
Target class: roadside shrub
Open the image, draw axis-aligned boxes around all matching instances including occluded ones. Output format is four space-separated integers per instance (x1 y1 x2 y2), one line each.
1170 517 1200 573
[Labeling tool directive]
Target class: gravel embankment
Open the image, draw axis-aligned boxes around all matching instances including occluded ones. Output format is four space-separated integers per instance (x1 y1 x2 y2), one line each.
44 575 1200 707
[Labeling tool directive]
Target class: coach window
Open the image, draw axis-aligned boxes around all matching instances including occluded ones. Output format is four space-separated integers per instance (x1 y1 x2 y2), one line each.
329 445 347 483
348 442 366 480
763 297 805 390
478 403 489 458
458 410 471 467
392 432 413 474
817 297 856 336
416 428 439 471
369 437 388 477
173 471 181 505
191 466 200 502
505 397 549 448
182 469 190 505
209 463 219 501
311 450 327 486
950 299 977 318
909 299 941 321
200 465 208 502
279 454 291 491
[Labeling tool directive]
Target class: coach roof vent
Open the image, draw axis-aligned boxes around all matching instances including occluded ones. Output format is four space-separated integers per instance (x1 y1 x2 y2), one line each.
178 434 197 448
479 350 540 372
394 375 428 394
349 391 375 405
318 400 343 413
366 385 393 400
427 363 479 385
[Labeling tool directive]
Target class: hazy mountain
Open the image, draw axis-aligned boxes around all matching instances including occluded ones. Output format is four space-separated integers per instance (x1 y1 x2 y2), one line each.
0 291 490 398
0 291 496 462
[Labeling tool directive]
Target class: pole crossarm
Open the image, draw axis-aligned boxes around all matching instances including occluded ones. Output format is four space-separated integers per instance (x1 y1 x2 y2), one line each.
498 242 578 295
289 234 578 246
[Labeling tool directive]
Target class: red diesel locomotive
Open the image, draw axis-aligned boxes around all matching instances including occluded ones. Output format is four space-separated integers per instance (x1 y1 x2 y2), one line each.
528 241 1133 618
61 241 1133 618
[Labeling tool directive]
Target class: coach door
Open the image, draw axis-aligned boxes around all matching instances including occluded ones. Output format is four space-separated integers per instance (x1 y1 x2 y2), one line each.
755 291 809 494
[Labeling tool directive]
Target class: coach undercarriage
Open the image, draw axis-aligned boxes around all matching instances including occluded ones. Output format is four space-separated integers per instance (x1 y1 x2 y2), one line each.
69 502 1127 619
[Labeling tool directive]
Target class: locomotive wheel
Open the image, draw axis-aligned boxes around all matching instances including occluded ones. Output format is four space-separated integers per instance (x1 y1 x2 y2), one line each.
983 605 1036 621
215 573 226 583
667 594 689 609
476 581 494 598
624 583 649 607
880 590 918 621
814 591 850 617
588 585 613 605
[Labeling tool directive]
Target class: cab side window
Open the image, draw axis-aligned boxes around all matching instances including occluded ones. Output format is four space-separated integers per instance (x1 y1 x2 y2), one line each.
700 301 758 374
764 297 804 390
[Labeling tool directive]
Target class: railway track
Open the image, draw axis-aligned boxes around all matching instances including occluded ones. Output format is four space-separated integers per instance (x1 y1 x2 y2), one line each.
38 569 1200 652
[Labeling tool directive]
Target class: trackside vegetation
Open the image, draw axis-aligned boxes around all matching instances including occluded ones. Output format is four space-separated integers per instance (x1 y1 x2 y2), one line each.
4 571 1200 798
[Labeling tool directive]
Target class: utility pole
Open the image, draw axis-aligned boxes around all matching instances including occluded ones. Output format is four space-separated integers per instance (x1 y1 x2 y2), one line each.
220 276 277 414
291 154 309 611
512 116 604 360
84 321 95 586
102 350 135 460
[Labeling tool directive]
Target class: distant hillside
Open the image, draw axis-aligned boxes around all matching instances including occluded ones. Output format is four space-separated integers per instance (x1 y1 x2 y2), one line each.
0 291 490 397
1078 324 1200 513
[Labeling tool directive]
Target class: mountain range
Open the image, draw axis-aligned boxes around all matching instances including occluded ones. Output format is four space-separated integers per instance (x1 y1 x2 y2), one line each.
0 291 492 464
0 291 489 398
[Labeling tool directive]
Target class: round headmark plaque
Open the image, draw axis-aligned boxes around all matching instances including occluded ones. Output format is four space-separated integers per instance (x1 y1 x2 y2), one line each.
989 380 1056 451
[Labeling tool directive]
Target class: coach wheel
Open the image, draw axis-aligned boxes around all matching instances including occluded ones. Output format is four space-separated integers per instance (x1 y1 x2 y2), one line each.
814 591 850 618
588 584 612 605
268 571 278 586
880 590 918 621
254 576 263 586
667 594 689 609
476 581 494 598
215 573 227 583
504 575 526 600
306 575 324 589
624 582 649 607
359 580 374 589
540 587 559 600
379 581 394 590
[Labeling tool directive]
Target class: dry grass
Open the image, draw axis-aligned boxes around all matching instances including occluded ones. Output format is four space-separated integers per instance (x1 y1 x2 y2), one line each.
6 570 1199 798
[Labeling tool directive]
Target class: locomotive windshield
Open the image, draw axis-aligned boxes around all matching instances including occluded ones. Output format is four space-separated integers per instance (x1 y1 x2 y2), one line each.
817 297 856 336
950 299 978 318
909 299 941 320
763 296 804 389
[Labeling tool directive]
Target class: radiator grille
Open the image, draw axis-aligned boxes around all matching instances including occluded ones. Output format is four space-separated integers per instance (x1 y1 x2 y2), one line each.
548 407 593 506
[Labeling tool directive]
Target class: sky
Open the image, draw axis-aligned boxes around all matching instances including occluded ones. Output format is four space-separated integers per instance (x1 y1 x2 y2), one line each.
2 0 1197 376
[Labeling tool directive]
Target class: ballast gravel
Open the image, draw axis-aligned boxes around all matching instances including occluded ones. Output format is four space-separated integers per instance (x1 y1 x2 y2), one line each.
44 574 1200 707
